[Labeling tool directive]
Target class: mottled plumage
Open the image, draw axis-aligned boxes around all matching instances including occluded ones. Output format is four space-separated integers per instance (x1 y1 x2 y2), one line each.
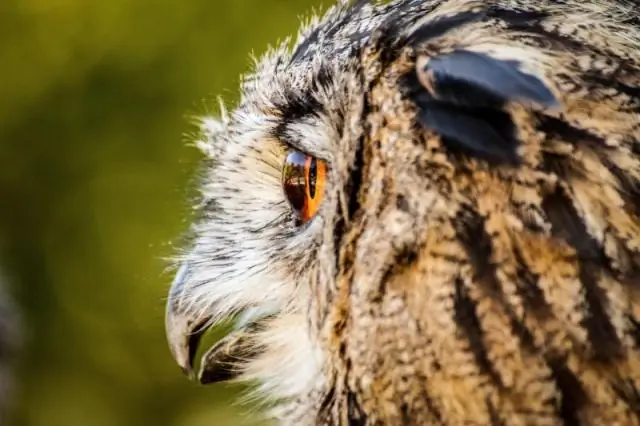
165 0 640 424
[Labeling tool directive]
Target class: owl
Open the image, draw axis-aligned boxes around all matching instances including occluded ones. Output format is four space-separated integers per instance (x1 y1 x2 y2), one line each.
164 0 640 424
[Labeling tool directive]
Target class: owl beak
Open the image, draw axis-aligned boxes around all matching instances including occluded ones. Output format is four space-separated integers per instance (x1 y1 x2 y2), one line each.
165 263 264 384
164 263 212 380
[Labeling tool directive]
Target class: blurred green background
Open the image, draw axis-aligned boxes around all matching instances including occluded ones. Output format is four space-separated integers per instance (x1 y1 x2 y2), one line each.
0 0 322 424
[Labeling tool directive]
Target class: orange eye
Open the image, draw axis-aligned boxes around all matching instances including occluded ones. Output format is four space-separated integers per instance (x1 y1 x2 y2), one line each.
282 150 327 224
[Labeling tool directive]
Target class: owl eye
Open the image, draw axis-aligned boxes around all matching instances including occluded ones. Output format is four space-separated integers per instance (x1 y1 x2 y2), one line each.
282 150 327 224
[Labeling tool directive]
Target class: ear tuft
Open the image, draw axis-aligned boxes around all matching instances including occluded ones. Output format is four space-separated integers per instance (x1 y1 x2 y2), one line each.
417 50 559 108
407 50 559 165
416 100 520 165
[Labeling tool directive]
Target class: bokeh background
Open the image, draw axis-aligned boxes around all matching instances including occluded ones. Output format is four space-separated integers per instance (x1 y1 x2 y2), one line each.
0 0 322 424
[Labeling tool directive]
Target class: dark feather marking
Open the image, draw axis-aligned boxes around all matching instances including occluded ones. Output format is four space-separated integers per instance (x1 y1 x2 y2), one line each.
585 153 640 281
406 10 487 46
548 357 588 425
456 210 552 348
371 9 486 76
453 277 505 389
346 390 368 426
454 209 502 293
604 158 640 221
487 398 506 426
542 187 623 360
454 209 541 335
485 7 550 27
318 384 337 421
488 5 635 68
579 263 624 360
538 115 640 221
273 90 321 140
280 63 333 122
537 114 600 147
346 112 366 222
290 0 371 64
422 50 559 108
629 316 640 349
319 362 369 424
540 115 640 277
273 64 334 147
460 226 564 421
541 183 604 262
455 211 568 422
377 245 419 303
419 381 445 425
583 72 640 101
512 248 554 318
612 378 640 414
333 93 367 270
399 403 411 425
324 0 371 48
456 209 607 424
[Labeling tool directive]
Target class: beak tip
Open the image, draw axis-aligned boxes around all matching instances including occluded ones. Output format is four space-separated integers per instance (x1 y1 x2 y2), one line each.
165 303 198 381
165 295 214 383
180 365 196 380
165 262 204 380
166 330 195 379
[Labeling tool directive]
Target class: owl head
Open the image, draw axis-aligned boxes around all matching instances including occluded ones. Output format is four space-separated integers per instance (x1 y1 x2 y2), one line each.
165 0 640 424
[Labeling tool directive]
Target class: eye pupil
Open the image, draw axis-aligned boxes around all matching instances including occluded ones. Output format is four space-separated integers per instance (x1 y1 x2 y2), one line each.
282 150 326 225
308 158 317 199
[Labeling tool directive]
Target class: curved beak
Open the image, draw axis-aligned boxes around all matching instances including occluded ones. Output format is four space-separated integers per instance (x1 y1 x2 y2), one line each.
165 263 265 384
164 263 212 379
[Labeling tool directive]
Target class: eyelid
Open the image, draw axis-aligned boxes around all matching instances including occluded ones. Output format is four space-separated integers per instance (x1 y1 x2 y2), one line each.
279 137 330 165
274 117 331 163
